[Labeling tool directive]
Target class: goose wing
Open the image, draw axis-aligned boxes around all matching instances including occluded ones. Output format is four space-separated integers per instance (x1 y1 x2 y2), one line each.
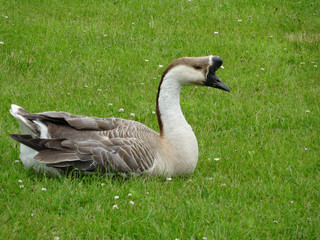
11 110 159 174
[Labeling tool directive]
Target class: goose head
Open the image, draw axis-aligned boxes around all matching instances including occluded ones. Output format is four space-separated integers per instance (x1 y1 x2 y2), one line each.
161 55 230 92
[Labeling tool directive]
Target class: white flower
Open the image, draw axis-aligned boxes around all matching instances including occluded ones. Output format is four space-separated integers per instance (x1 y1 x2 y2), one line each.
41 188 47 191
108 103 113 106
20 185 24 189
290 201 294 204
84 84 88 88
145 59 149 62
145 191 149 195
304 147 308 151
166 177 172 181
129 200 134 206
67 92 71 95
152 111 156 114
130 113 135 117
114 196 119 200
214 32 219 34
141 82 144 85
221 65 224 69
128 193 132 197
269 35 273 38
158 65 163 68
118 108 124 112
238 19 242 22
31 213 34 217
306 110 310 113
104 34 107 37
100 183 105 186
112 204 119 209
0 41 4 45
54 237 60 240
260 68 265 71
203 237 207 240
314 65 318 68
97 89 102 92
273 220 278 224
214 158 220 161
18 180 23 183
4 16 8 19
207 177 213 180
14 160 20 163
300 62 305 65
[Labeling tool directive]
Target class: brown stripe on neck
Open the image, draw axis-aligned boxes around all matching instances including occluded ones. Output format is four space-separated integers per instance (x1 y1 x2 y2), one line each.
156 61 178 137
156 72 165 137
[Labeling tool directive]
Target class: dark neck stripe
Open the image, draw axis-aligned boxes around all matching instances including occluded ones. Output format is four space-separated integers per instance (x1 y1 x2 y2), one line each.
156 63 176 137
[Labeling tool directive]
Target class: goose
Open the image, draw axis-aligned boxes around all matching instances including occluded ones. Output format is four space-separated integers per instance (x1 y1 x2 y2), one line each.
10 55 229 177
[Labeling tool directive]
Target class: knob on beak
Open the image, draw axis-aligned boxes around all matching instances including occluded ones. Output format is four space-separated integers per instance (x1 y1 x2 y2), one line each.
210 56 223 71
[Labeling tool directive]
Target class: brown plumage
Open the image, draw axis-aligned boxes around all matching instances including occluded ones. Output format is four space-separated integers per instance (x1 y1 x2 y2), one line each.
10 109 158 174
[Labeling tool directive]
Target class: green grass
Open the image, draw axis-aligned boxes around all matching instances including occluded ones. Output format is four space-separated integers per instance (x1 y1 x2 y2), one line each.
1 0 319 239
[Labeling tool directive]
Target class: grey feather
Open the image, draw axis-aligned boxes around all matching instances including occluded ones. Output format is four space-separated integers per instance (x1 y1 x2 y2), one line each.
10 110 158 174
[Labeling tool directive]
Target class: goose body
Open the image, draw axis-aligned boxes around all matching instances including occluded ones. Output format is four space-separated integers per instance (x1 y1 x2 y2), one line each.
10 56 229 176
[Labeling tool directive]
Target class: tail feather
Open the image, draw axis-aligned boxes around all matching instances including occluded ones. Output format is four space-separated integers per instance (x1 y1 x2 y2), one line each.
9 105 107 175
10 104 40 136
10 133 93 172
10 104 30 115
10 134 46 152
10 105 55 174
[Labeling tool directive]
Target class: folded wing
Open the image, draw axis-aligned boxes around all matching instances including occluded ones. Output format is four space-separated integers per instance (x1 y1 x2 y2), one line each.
10 109 159 174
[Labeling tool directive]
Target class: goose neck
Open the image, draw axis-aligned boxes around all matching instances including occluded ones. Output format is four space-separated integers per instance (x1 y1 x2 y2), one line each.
156 76 191 137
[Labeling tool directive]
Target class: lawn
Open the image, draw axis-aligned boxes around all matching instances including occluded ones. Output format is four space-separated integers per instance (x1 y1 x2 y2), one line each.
0 0 319 239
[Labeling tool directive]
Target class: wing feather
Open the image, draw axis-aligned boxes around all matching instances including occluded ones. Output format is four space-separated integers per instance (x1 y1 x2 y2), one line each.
11 110 159 174
35 150 79 163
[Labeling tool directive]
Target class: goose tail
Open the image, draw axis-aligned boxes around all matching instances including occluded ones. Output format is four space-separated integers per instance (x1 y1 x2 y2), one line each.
9 104 60 175
10 104 39 137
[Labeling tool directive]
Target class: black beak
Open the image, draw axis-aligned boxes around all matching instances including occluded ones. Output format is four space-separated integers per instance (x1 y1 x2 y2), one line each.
205 56 230 92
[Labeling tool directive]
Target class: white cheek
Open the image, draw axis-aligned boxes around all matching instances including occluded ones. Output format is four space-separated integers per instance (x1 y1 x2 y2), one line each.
181 67 204 84
184 70 204 85
164 65 205 86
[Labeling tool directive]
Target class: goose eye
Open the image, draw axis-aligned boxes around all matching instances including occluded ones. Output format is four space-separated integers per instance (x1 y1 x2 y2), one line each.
194 65 202 70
